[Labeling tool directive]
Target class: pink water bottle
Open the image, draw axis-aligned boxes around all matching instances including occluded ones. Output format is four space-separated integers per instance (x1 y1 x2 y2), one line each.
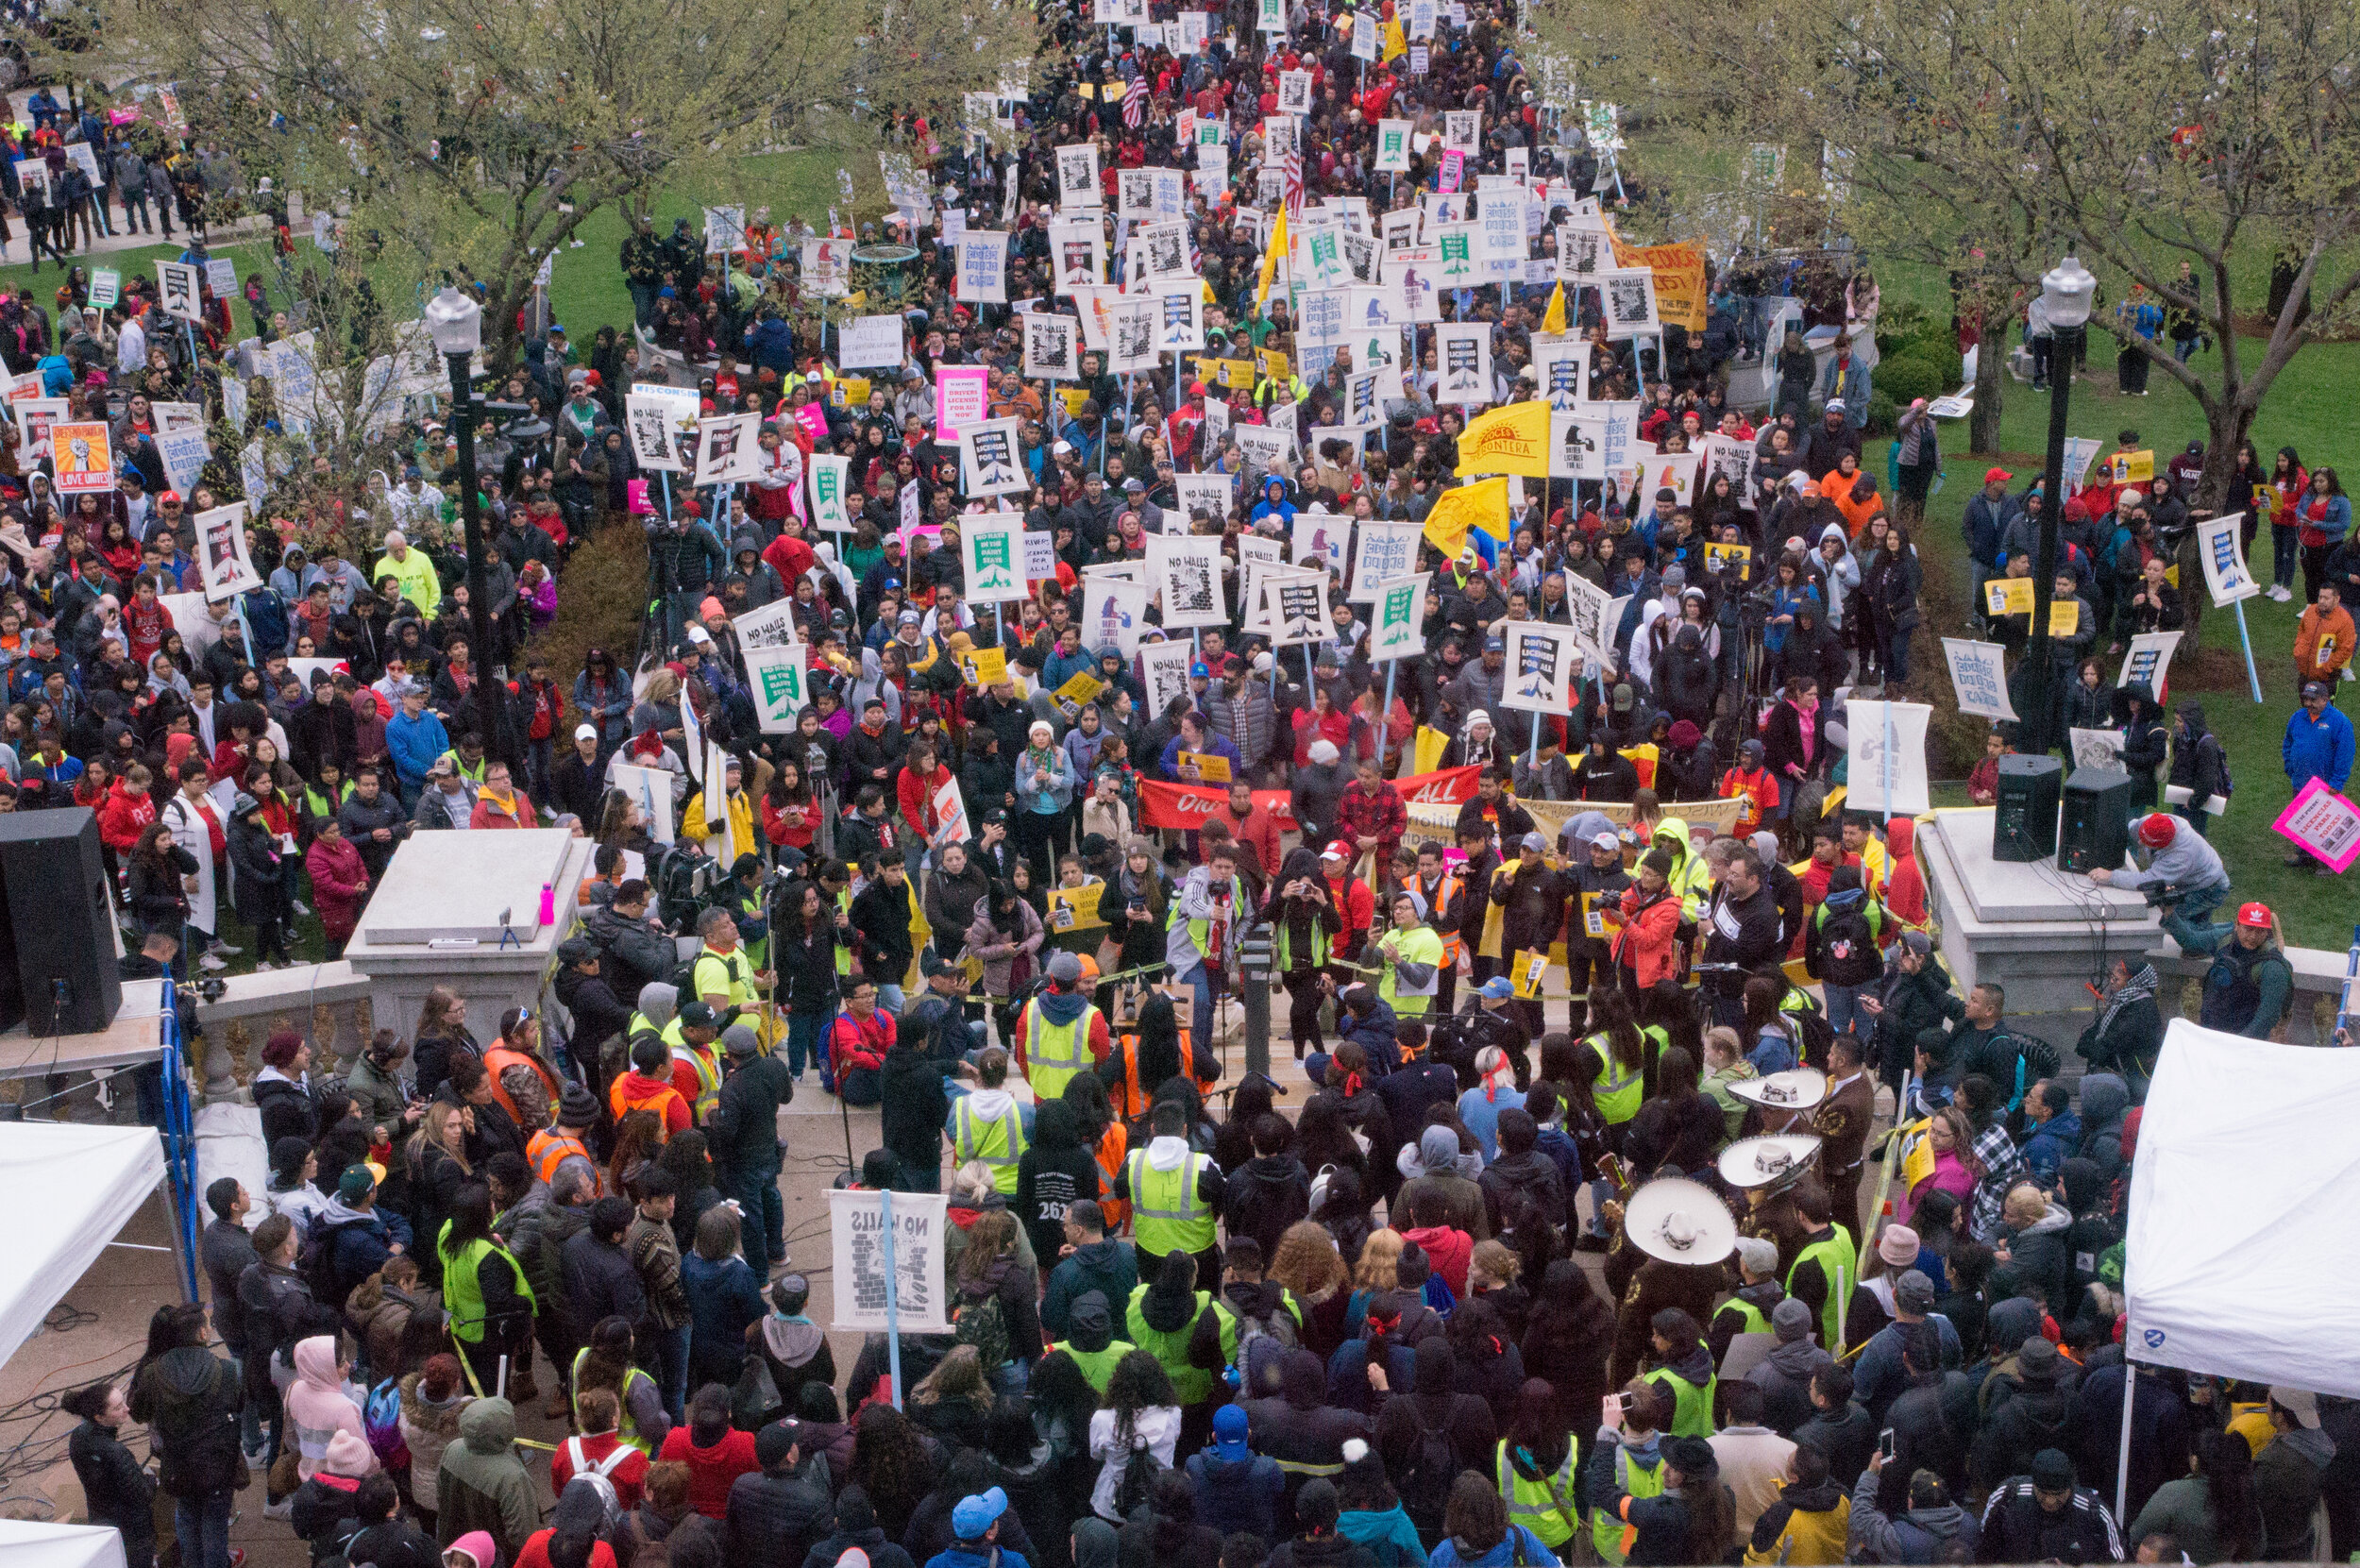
538 883 556 926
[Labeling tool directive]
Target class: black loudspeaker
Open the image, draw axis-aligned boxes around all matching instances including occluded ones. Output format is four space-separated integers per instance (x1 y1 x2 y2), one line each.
2061 767 2135 874
0 808 122 1037
1992 755 2064 862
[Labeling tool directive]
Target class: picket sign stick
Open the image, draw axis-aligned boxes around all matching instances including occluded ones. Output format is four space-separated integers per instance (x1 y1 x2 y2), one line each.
1376 659 1398 776
882 1187 903 1410
2116 1352 2135 1527
2232 600 2264 704
496 1355 509 1401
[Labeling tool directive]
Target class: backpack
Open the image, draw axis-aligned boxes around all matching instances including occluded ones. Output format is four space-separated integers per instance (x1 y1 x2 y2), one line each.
1788 996 1838 1070
297 1217 369 1307
362 1378 409 1472
1395 1402 1459 1535
1229 1300 1300 1395
564 1437 632 1533
952 1288 1011 1373
1114 1434 1166 1518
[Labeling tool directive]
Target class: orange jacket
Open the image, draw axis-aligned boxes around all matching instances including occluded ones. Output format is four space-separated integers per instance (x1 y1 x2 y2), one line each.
1610 884 1686 988
2295 604 2356 680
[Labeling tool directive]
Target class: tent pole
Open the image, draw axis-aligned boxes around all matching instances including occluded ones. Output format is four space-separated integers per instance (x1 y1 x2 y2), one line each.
2116 1350 2135 1527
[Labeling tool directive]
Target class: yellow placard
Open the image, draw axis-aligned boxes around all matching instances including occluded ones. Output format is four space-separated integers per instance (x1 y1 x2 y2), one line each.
839 377 872 408
1580 890 1607 939
1897 1117 1935 1193
1221 357 1257 390
1054 670 1107 707
961 647 1009 686
2253 483 2275 523
1704 540 1753 572
1050 882 1106 930
1510 948 1550 998
1256 346 1290 383
2108 448 2155 485
1178 750 1233 784
1077 82 1097 99
1059 388 1090 417
2046 599 2081 636
1985 578 2035 616
1626 240 1710 334
1412 724 1450 774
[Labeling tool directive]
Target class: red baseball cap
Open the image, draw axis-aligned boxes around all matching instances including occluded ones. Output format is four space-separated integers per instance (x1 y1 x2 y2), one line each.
2235 902 2274 930
1322 840 1352 861
1984 466 2013 484
2137 813 2176 849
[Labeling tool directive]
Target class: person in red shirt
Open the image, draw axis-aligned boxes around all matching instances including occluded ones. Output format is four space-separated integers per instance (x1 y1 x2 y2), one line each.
609 1035 693 1134
549 1387 650 1511
1336 754 1409 868
826 981 894 1104
1320 839 1375 966
762 527 817 593
124 572 176 669
654 1385 758 1520
1399 1186 1475 1297
1219 778 1283 882
1787 823 1861 955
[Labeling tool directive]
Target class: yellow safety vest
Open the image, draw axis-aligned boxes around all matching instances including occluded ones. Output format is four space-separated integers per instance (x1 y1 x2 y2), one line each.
1050 1337 1136 1396
1025 999 1098 1101
1589 1033 1644 1124
1127 1148 1214 1257
692 943 758 1008
1378 924 1444 1018
1499 1438 1583 1548
953 1097 1029 1194
669 1041 722 1121
1787 1224 1859 1351
571 1346 663 1456
438 1227 534 1346
1125 1283 1216 1405
1642 1366 1717 1436
1594 1443 1668 1564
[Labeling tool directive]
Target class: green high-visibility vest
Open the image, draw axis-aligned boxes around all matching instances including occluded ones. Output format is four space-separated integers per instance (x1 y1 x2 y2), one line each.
1124 1283 1215 1405
1051 1337 1136 1397
1593 1443 1668 1564
1025 1001 1098 1101
1722 1295 1771 1338
571 1346 662 1455
953 1097 1029 1194
1642 1366 1716 1437
438 1224 534 1346
1210 1290 1304 1382
1499 1438 1583 1549
1589 1033 1644 1123
1787 1223 1859 1350
1127 1148 1215 1256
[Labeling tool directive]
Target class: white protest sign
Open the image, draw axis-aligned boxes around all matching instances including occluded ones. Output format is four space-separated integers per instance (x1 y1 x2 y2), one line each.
839 315 906 371
1942 638 2017 721
2197 513 2260 606
742 644 811 733
827 1189 949 1333
1847 700 1934 815
1500 620 1579 716
1367 573 1429 662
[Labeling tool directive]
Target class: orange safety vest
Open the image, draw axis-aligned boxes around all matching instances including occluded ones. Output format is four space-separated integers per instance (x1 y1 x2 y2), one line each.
1094 1120 1132 1232
1422 870 1464 963
527 1129 598 1193
1111 1033 1220 1126
483 1046 563 1127
608 1071 686 1130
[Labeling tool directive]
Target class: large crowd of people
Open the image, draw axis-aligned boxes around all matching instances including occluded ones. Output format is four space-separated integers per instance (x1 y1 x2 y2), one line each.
8 0 2357 1562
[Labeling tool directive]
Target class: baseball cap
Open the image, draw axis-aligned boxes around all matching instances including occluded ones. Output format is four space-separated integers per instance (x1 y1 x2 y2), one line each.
336 1164 376 1203
1593 831 1622 851
1212 1403 1251 1458
1321 840 1350 861
1984 466 2014 483
1824 397 1847 413
2302 681 2330 699
952 1487 1008 1540
685 624 712 643
2236 902 2274 930
1190 661 1209 678
678 1000 722 1030
1520 831 1548 851
1483 634 1504 652
2271 1387 2322 1429
574 723 598 742
1476 976 1514 1001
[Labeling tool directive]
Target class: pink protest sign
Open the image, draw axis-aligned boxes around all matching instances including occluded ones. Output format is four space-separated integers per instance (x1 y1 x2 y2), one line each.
793 403 830 442
2272 777 2360 873
627 479 653 515
1439 150 1464 194
935 362 990 440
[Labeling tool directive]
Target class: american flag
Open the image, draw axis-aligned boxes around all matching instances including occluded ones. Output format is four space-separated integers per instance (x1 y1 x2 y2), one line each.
1282 150 1304 210
1123 76 1148 128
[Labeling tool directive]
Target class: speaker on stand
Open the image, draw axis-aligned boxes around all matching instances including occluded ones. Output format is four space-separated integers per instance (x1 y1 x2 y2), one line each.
0 808 123 1037
2061 767 2135 874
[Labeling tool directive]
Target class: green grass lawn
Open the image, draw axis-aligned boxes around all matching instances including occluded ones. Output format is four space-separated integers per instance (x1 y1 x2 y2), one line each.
1863 287 2360 951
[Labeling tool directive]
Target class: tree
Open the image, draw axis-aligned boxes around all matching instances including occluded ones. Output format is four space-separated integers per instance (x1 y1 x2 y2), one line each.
116 0 1039 369
1540 0 2360 507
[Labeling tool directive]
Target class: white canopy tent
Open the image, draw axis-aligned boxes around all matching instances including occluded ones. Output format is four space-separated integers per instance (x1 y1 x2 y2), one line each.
0 1522 129 1568
0 1123 168 1366
2120 1017 2360 1526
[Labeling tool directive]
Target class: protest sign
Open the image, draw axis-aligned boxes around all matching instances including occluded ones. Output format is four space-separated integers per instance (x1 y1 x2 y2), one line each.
827 1189 949 1333
2119 630 2183 697
2197 513 2260 605
48 422 114 492
2273 780 2360 873
1942 638 2017 721
1846 701 1933 815
1499 620 1577 716
838 315 906 371
1368 574 1428 662
742 644 810 733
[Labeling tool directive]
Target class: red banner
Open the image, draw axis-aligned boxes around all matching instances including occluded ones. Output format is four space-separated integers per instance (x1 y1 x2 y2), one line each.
1138 765 1479 832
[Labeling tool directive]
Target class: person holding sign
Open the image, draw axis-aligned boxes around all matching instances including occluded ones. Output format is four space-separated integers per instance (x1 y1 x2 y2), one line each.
1374 891 1445 1020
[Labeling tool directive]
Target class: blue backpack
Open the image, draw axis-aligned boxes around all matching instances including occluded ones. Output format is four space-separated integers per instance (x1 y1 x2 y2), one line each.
363 1378 409 1471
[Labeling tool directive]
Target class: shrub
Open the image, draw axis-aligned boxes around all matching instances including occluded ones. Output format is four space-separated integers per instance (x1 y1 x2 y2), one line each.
1875 354 1945 406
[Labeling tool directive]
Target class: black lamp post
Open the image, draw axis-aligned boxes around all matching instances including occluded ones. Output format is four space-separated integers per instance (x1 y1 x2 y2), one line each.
424 285 514 769
2022 255 2096 757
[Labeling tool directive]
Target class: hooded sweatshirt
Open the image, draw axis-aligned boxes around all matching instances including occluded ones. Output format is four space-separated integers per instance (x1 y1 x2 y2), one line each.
437 1398 540 1561
284 1336 366 1480
1849 1468 1980 1563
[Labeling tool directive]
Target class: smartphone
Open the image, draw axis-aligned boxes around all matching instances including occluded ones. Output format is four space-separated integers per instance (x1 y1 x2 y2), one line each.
1878 1428 1896 1463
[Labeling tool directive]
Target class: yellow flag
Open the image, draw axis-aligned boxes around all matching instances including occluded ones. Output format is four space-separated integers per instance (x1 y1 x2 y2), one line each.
1256 203 1290 311
1541 280 1568 335
1382 18 1407 59
1454 401 1552 479
1421 476 1510 560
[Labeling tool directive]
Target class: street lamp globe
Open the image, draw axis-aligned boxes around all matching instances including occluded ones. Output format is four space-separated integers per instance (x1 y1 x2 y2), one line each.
425 285 483 357
2041 257 2097 330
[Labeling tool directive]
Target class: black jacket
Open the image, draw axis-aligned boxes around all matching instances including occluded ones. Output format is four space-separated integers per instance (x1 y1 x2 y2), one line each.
724 1460 836 1568
202 1215 259 1351
70 1419 156 1561
129 1345 245 1498
1978 1479 2123 1564
582 902 678 1003
706 1052 794 1174
559 1229 646 1340
1222 1155 1311 1263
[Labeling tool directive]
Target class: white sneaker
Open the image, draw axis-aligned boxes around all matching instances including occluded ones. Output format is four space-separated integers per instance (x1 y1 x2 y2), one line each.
199 953 228 972
211 940 243 955
262 1497 293 1521
2268 584 2293 601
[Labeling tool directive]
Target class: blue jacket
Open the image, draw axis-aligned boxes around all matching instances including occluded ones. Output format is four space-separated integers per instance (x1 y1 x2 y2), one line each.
2019 1109 2082 1182
2284 703 2354 792
1963 491 2022 566
740 315 799 375
385 709 452 787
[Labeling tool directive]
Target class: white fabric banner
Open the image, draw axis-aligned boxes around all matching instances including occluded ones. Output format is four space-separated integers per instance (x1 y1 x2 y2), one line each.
1941 638 2017 721
1845 700 1933 815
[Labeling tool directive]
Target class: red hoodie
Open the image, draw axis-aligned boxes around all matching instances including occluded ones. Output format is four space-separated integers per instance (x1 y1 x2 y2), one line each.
1401 1222 1474 1297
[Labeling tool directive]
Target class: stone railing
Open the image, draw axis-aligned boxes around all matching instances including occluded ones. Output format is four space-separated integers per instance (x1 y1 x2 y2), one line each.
190 961 375 1101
